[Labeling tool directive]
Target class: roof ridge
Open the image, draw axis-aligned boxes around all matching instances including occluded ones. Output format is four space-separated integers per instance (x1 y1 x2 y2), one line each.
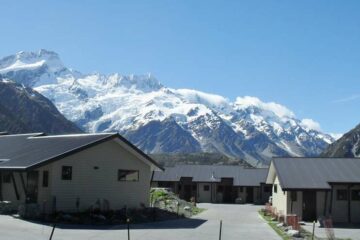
29 132 117 138
0 132 44 137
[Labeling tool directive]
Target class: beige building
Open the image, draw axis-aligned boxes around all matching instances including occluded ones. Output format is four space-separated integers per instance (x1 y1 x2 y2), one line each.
266 157 360 223
0 133 162 214
152 165 271 204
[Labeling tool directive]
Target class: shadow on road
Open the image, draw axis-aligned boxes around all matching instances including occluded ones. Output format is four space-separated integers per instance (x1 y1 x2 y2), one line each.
16 217 207 230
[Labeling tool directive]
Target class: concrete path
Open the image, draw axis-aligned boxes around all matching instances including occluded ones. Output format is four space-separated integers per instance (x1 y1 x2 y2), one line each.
0 204 281 240
302 222 360 240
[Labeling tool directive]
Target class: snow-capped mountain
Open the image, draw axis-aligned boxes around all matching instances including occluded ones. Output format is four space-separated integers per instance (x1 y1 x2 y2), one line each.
0 50 334 166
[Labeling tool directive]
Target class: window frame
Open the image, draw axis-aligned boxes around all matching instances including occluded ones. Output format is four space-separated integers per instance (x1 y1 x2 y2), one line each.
264 186 271 193
42 171 49 187
336 189 348 201
274 184 278 193
61 166 72 181
351 189 360 201
118 169 139 182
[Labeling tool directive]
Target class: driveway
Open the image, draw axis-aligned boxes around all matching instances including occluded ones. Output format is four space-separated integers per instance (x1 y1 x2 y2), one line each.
0 204 280 240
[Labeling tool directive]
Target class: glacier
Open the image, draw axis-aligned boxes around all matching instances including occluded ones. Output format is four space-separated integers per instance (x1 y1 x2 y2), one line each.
0 50 334 166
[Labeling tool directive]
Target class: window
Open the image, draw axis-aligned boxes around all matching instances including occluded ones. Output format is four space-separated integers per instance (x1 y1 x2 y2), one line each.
42 171 49 187
118 169 139 182
2 172 11 183
264 186 271 193
203 185 210 191
274 184 278 193
217 185 223 192
352 190 360 201
290 191 297 201
61 166 72 180
337 189 348 201
239 186 244 192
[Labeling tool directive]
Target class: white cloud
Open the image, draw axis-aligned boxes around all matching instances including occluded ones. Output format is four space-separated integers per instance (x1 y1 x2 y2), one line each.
234 96 295 118
300 118 322 131
333 94 360 103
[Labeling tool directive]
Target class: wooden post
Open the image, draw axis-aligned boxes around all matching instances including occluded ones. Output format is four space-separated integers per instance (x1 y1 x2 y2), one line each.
49 224 56 240
127 218 130 240
311 221 315 240
219 220 222 240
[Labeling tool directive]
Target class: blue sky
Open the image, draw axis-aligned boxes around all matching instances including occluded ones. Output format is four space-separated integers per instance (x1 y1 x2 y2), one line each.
1 0 359 134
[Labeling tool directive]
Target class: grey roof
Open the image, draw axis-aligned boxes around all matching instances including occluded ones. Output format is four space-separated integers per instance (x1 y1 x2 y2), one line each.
0 133 162 170
152 165 268 186
272 157 360 190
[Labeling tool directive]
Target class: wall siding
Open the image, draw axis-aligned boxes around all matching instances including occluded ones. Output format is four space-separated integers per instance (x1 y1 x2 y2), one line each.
47 140 151 213
0 139 152 214
272 176 287 216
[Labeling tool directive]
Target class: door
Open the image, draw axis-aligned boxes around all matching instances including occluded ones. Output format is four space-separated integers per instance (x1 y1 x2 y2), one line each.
26 171 39 203
246 187 254 203
223 185 233 203
303 191 317 221
183 185 192 201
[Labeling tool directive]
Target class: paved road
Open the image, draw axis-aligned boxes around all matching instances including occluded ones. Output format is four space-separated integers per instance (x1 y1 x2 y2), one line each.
302 221 360 240
0 204 280 240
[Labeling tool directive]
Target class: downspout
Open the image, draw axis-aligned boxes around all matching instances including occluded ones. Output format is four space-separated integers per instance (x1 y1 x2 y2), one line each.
329 186 333 215
10 172 20 200
323 190 328 216
0 171 3 201
150 170 155 184
19 172 27 203
348 184 351 223
290 191 293 213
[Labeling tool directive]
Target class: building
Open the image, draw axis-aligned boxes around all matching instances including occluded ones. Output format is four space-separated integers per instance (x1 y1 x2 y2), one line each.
266 157 360 223
0 133 162 214
152 165 271 204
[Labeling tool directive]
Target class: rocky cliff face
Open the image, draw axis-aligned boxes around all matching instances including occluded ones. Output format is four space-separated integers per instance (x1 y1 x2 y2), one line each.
321 123 360 157
0 79 81 134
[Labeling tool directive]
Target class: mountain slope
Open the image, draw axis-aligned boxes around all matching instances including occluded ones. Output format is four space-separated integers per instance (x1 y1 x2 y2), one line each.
321 123 360 157
0 79 82 134
0 50 334 166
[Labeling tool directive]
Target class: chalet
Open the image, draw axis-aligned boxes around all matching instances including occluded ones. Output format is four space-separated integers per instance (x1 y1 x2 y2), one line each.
266 157 360 223
0 133 162 214
152 165 271 204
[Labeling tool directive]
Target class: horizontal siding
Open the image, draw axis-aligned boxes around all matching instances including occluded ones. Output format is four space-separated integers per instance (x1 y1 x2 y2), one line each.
42 140 151 213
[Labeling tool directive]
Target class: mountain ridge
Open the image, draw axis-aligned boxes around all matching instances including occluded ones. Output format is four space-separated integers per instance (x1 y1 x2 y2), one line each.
0 50 334 166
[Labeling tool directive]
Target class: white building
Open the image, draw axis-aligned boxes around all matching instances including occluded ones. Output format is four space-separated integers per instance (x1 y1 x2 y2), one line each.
152 165 271 204
266 157 360 223
0 133 162 214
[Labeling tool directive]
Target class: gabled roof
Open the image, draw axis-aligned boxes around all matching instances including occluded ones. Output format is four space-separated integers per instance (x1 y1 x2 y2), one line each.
0 133 162 170
152 165 268 186
268 157 360 190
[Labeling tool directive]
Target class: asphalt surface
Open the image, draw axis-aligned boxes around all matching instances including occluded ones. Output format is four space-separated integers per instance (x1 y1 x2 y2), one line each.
0 204 281 240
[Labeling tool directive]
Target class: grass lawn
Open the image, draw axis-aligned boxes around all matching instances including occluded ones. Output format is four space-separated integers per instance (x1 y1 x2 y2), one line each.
258 210 292 240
